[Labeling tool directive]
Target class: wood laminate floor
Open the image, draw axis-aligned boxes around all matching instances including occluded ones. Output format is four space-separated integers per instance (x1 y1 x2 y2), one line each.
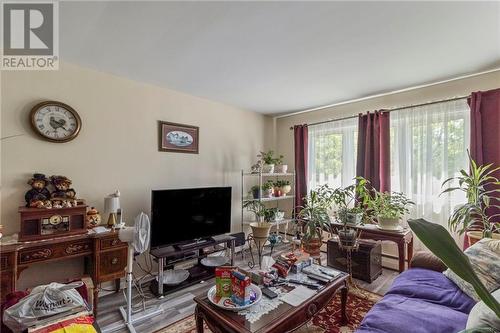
97 244 398 333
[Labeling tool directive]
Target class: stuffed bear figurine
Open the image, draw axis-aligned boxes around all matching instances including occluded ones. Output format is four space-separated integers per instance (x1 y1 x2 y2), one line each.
50 175 77 200
25 173 51 207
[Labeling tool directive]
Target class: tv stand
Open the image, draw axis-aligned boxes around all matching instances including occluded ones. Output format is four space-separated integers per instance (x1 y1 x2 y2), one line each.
175 238 212 251
149 235 236 297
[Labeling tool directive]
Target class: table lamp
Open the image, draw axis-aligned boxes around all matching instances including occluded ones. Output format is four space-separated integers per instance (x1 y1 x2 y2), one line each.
104 191 120 229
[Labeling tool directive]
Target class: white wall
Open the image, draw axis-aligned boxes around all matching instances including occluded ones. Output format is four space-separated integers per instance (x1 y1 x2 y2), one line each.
1 62 272 289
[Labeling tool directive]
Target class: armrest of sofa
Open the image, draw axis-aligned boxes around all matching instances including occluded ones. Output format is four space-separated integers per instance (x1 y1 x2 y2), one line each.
410 251 447 272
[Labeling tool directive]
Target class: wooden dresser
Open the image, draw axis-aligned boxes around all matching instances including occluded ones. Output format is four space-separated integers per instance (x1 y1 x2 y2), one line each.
0 230 127 314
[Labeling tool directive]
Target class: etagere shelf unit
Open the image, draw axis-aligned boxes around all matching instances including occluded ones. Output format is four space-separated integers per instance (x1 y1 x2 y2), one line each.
240 170 296 242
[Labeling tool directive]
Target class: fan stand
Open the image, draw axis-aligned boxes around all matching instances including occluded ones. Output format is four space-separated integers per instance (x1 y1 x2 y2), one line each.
104 246 163 333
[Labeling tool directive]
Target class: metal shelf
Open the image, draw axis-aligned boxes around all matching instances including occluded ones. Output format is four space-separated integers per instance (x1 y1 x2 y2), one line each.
242 172 295 177
243 195 295 203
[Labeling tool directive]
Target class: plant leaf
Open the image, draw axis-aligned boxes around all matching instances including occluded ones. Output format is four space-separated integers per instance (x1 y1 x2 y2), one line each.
408 219 500 318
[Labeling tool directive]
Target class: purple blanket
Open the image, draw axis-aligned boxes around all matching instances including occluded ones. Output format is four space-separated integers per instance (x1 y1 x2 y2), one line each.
356 268 476 333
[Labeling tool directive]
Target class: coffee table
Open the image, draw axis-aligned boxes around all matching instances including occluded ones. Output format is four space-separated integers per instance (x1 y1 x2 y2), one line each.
193 272 349 333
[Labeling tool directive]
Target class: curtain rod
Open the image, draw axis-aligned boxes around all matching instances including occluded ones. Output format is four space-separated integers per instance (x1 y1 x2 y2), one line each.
289 94 469 130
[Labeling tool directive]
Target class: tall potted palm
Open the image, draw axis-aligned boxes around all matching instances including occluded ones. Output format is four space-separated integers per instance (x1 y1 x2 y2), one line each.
297 185 335 256
441 153 500 244
332 177 371 246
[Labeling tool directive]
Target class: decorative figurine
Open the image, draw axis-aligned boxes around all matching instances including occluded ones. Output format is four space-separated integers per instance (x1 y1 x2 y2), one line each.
50 175 77 200
86 207 102 228
25 173 51 207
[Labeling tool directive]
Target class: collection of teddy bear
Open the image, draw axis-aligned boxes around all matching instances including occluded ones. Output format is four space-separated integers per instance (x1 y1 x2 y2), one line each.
25 173 79 209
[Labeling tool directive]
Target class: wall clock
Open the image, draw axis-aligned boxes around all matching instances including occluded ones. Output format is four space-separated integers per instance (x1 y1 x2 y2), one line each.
30 101 82 143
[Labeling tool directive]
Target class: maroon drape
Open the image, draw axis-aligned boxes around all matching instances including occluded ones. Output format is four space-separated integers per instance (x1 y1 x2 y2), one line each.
356 111 391 192
294 124 308 213
465 88 500 248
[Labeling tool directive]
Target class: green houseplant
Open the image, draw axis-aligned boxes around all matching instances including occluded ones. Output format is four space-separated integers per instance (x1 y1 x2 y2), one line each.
369 191 413 230
273 180 291 196
262 180 274 198
332 177 371 246
243 200 273 241
258 150 283 173
297 184 335 256
441 153 500 245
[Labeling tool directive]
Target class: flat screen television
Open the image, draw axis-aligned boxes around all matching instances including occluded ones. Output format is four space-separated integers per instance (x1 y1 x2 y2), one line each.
150 187 232 248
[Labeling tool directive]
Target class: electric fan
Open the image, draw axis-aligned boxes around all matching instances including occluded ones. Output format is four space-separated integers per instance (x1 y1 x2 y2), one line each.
104 212 157 333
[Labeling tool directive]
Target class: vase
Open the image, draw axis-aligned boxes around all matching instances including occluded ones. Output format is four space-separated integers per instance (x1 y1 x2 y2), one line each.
303 238 322 257
377 216 400 230
345 212 363 225
262 164 275 173
467 230 500 246
338 228 357 247
281 185 292 195
275 164 288 173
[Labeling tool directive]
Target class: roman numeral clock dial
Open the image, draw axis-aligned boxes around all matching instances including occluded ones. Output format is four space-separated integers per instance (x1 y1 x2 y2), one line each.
30 101 82 143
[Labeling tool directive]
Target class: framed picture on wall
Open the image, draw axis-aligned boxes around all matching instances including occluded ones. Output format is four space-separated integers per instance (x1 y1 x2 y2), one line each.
158 121 199 154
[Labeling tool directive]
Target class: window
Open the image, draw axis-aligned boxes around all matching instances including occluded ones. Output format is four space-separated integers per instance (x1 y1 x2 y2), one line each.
308 118 358 190
391 99 470 241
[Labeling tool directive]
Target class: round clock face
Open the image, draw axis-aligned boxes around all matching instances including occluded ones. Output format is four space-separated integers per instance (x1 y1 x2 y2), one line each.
30 101 81 142
49 215 63 225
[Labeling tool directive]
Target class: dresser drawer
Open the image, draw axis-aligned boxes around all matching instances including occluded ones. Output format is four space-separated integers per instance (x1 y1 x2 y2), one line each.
19 239 92 264
100 237 126 250
99 248 127 277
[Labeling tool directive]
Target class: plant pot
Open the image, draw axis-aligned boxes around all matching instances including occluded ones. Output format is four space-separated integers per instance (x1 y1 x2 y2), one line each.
252 188 260 199
377 216 400 230
273 187 284 197
262 189 273 198
338 228 357 247
281 185 292 195
273 211 285 221
275 164 288 173
262 164 275 173
250 222 272 248
303 238 322 257
345 212 363 225
467 230 500 246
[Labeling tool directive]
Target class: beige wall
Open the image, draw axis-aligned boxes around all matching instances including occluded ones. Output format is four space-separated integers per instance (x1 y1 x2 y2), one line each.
1 62 272 289
274 70 500 269
274 70 500 167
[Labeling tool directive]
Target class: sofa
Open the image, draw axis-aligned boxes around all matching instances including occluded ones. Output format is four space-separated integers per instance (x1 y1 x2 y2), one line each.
356 253 476 333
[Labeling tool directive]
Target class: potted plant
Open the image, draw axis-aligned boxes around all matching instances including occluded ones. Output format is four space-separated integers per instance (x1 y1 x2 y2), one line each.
259 150 280 173
249 185 261 199
297 184 335 256
273 180 291 196
332 177 371 246
262 181 274 198
441 153 500 245
243 200 272 240
369 191 413 230
274 154 287 173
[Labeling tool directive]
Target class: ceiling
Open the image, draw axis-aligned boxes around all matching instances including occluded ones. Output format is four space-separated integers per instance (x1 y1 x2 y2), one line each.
60 1 500 115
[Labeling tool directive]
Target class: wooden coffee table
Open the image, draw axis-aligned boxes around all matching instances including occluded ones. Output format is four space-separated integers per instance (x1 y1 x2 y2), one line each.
193 273 349 333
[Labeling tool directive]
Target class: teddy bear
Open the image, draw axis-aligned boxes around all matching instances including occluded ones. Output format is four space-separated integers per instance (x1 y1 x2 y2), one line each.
25 173 51 207
50 175 77 200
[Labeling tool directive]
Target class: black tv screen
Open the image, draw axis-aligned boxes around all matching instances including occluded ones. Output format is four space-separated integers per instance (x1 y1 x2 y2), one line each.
151 187 232 248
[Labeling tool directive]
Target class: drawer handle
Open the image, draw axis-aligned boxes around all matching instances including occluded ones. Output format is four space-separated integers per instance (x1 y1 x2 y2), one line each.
307 303 318 318
111 258 119 265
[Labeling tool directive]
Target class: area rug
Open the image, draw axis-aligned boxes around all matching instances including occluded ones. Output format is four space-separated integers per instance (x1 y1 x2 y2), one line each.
156 287 381 333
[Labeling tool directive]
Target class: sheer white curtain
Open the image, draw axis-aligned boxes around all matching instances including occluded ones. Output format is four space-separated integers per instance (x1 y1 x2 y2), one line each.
391 99 470 245
308 117 358 190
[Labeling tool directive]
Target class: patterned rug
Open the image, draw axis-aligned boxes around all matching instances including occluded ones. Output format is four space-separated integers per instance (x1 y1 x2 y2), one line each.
156 287 381 333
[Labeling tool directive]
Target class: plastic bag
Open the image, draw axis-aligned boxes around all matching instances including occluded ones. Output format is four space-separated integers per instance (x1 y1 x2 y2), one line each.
3 282 87 332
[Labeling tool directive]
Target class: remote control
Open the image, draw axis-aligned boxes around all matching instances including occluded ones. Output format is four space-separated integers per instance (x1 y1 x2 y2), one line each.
261 287 278 299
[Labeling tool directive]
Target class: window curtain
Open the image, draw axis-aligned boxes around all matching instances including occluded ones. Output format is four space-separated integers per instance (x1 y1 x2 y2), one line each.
294 125 308 212
466 88 500 248
391 99 470 246
308 118 358 190
356 111 391 192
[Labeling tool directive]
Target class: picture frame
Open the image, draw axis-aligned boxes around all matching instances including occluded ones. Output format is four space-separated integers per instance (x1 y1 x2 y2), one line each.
158 121 199 154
